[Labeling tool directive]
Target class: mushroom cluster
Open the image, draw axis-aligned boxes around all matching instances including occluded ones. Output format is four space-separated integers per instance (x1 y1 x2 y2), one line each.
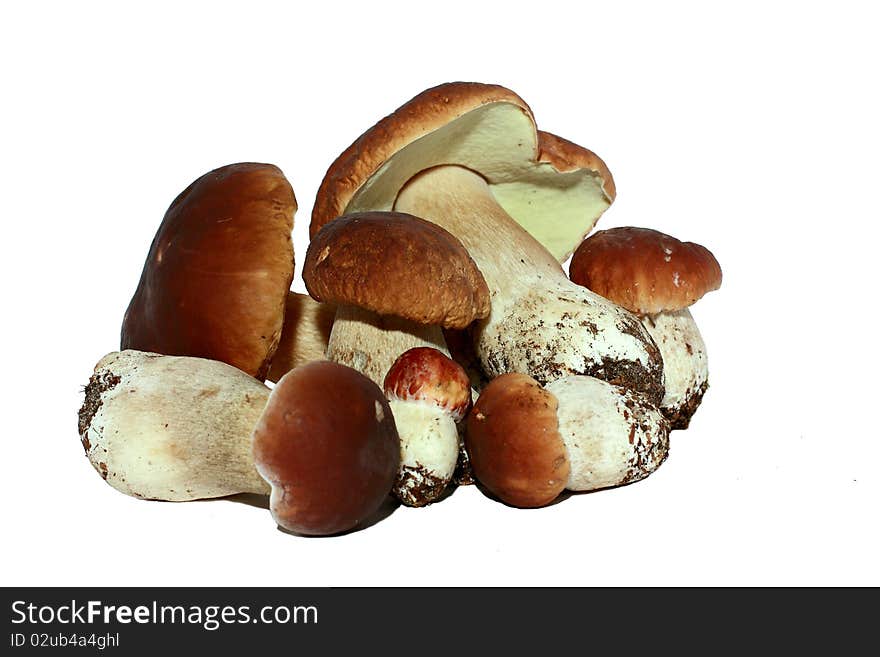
78 82 722 535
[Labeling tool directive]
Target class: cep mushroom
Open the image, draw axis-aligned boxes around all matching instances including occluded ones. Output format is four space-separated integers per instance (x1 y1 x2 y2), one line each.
383 347 471 506
569 227 722 428
253 361 399 536
78 350 271 500
122 162 296 380
303 211 490 384
466 372 669 507
311 82 664 402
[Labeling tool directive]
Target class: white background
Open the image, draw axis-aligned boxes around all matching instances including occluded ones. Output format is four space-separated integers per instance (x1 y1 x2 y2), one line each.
2 1 878 586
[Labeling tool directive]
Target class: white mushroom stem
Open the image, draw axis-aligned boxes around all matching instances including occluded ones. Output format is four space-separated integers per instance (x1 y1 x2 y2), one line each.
641 308 709 429
395 165 664 401
267 292 336 383
546 375 670 491
79 350 270 501
326 305 448 386
388 400 459 506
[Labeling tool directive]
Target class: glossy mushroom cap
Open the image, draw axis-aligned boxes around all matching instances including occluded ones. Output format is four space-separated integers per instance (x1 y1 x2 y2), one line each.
303 211 489 328
252 361 399 536
466 373 569 508
569 227 722 315
121 163 296 380
310 82 614 262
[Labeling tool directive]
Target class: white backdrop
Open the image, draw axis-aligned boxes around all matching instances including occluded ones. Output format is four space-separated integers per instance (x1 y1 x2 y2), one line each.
2 1 877 586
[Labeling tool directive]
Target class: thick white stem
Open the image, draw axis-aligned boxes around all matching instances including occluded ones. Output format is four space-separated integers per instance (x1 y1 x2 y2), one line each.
395 165 665 403
642 308 709 429
326 305 448 385
547 376 669 492
79 351 271 501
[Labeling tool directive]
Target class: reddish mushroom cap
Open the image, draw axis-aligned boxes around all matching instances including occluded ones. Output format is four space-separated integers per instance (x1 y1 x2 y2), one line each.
569 227 722 315
252 361 399 536
384 347 472 422
466 373 569 508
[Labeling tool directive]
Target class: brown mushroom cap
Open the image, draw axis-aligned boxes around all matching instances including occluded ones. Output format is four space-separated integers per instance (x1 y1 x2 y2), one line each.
303 211 490 328
121 163 295 380
569 227 722 315
252 360 399 536
310 82 615 262
466 373 569 508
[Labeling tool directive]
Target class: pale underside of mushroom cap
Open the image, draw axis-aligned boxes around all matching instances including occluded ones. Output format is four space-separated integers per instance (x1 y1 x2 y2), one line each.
311 82 615 263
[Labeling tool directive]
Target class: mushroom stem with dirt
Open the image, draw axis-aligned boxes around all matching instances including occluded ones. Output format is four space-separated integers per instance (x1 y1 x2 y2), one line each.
383 347 472 506
569 227 722 428
394 165 663 400
79 350 271 501
311 82 664 402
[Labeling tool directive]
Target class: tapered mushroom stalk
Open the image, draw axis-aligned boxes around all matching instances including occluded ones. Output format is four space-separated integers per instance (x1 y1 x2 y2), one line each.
79 350 271 500
569 227 722 428
311 82 663 402
395 166 664 401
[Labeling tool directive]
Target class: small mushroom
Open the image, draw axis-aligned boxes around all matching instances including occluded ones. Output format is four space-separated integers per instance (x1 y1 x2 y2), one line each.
383 347 471 506
303 211 490 384
253 361 399 536
311 82 664 403
569 227 722 428
465 374 569 508
122 162 296 380
466 373 669 507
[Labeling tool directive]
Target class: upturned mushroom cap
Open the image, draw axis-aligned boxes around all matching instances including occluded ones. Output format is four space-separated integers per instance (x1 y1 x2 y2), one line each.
303 211 489 329
122 162 296 380
311 82 614 262
252 361 399 536
466 373 569 508
569 227 722 315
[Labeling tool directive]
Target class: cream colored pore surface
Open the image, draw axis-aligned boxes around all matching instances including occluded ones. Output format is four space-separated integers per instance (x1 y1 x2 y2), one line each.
345 102 611 263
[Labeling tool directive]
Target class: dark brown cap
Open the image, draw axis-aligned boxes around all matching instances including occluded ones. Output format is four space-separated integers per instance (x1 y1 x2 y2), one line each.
310 82 614 262
466 373 569 508
252 360 399 536
303 211 489 328
121 163 295 380
569 227 722 315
